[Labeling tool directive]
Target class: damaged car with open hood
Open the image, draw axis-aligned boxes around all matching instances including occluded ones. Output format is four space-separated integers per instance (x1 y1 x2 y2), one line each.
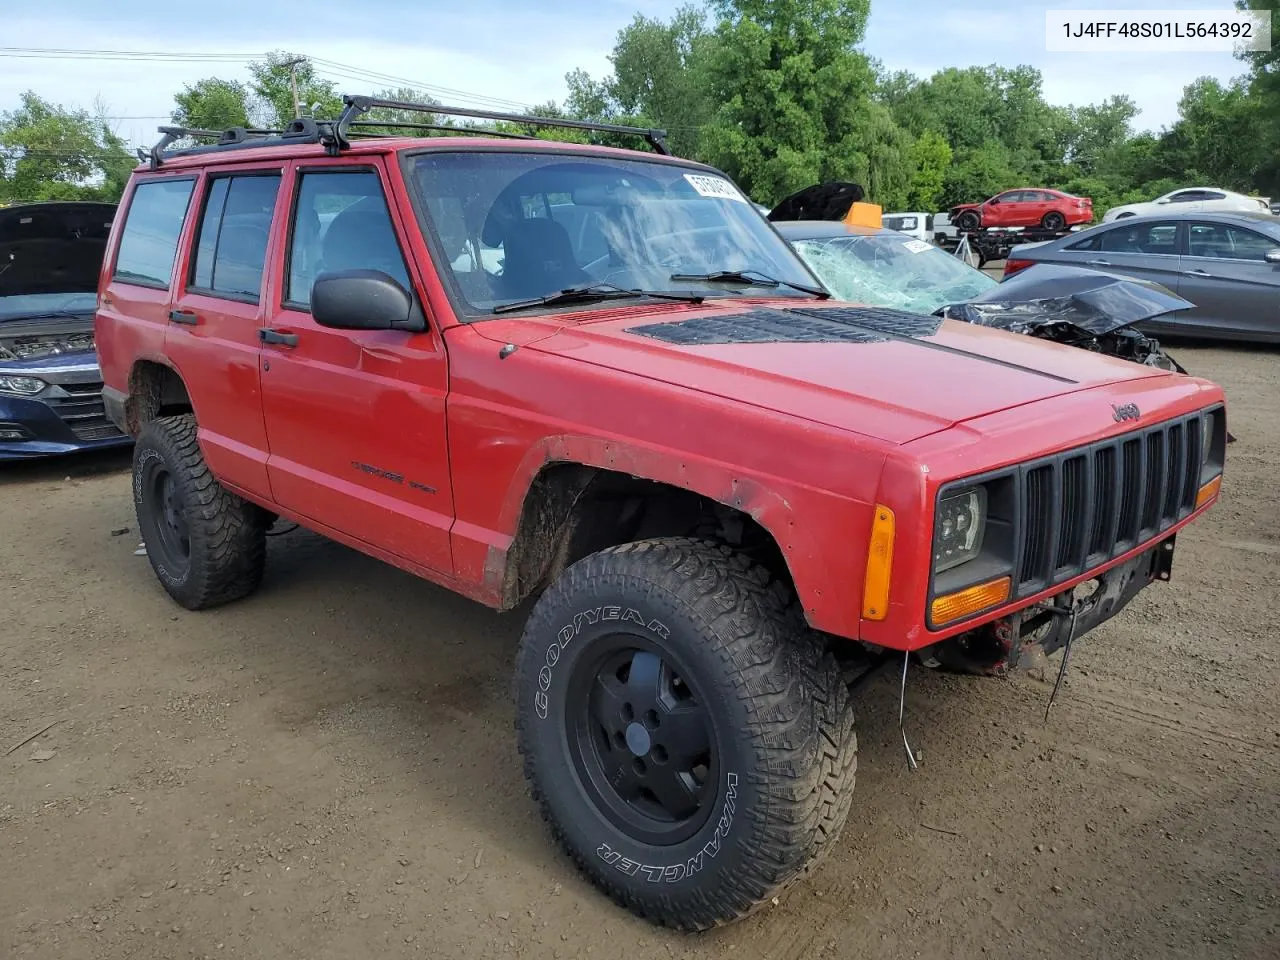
769 185 1193 373
0 201 129 460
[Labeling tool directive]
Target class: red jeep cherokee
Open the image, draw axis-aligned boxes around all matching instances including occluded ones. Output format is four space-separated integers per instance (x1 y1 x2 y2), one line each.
96 98 1225 930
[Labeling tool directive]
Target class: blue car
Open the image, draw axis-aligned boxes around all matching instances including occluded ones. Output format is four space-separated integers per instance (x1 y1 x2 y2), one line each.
0 201 131 460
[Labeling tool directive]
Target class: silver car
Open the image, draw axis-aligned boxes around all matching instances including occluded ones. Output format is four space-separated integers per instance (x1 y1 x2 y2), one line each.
1006 211 1280 343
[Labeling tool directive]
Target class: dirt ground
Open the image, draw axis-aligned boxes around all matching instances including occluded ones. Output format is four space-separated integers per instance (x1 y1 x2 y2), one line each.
3 344 1277 960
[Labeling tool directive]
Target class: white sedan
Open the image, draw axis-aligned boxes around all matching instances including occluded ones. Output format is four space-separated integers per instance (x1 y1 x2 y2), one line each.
1103 187 1271 222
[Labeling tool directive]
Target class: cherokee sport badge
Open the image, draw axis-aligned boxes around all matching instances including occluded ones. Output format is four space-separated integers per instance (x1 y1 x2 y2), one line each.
1112 402 1141 422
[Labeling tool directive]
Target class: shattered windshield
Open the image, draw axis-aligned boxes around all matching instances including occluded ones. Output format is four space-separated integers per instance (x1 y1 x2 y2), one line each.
791 234 998 314
407 151 820 316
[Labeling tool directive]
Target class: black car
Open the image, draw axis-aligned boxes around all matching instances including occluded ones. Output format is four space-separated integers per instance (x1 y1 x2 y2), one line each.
0 201 130 460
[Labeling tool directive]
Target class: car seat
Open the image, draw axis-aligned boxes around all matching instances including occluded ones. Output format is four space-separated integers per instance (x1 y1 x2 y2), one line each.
320 204 409 287
495 218 588 299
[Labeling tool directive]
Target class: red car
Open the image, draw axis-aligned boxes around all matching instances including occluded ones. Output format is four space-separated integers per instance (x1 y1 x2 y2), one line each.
951 188 1093 232
95 99 1224 931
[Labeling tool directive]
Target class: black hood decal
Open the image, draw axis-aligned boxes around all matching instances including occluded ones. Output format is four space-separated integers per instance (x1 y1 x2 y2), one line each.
625 304 1076 384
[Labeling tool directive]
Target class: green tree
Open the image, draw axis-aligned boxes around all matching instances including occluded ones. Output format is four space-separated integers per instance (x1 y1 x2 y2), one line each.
171 78 251 132
1173 77 1264 191
563 7 714 158
0 92 133 203
1060 95 1138 175
939 141 1019 208
904 130 952 210
247 52 342 128
1236 0 1280 193
698 0 911 204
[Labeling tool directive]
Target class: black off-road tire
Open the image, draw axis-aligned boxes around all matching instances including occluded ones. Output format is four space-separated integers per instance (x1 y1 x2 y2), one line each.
515 538 857 930
133 414 267 610
954 210 980 233
1041 211 1067 231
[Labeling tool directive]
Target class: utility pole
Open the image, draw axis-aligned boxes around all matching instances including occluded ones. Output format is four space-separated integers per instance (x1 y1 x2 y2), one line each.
282 57 306 119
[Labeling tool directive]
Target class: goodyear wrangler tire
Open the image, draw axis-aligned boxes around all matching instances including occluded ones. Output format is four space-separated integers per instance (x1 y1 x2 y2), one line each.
515 538 857 930
133 414 267 611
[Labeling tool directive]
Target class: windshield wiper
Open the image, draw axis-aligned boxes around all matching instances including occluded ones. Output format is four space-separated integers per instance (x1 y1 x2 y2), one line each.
492 283 704 315
669 269 830 299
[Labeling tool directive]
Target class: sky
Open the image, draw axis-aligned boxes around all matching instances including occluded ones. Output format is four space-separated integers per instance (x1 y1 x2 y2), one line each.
1 0 1254 152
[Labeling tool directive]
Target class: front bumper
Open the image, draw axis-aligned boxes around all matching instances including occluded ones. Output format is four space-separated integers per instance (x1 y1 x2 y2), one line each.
922 538 1170 675
0 358 131 461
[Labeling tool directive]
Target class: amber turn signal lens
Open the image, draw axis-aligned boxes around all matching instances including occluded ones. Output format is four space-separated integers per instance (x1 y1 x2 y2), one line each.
931 576 1012 627
861 505 896 621
1195 475 1222 509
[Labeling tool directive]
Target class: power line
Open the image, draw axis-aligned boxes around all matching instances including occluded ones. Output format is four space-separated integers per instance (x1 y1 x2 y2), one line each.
0 46 542 114
308 57 536 111
0 47 266 62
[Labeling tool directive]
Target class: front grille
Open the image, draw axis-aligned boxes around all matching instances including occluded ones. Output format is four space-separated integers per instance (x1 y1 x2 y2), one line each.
1013 411 1206 595
45 381 125 442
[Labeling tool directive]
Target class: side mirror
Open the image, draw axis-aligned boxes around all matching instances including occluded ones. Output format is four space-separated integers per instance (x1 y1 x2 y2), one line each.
1156 197 1171 204
987 197 999 205
311 270 421 331
1265 249 1280 264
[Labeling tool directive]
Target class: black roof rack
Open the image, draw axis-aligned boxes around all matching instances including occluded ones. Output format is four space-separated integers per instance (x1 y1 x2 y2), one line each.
144 96 671 169
343 119 538 141
332 96 671 156
144 119 328 169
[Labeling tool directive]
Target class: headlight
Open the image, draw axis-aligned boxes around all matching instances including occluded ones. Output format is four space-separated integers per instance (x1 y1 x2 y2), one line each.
934 486 987 572
0 374 47 396
1200 412 1214 466
0 332 95 361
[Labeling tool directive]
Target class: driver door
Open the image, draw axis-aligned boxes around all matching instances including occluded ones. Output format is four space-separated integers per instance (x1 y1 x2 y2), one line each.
257 158 455 574
985 192 1017 227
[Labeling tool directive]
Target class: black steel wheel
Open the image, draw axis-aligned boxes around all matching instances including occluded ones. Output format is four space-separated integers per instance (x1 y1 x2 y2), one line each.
133 414 267 610
568 638 717 846
955 210 980 232
515 538 858 930
142 462 192 576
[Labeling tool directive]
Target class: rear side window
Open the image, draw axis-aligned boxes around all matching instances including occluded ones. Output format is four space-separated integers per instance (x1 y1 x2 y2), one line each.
286 170 411 308
189 174 282 301
1098 222 1179 255
114 178 196 287
1066 233 1101 252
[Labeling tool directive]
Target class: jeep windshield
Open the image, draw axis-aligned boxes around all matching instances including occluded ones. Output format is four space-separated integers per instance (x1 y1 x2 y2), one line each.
406 151 821 317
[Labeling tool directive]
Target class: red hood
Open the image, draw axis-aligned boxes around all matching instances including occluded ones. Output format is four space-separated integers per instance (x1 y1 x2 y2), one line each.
481 300 1175 446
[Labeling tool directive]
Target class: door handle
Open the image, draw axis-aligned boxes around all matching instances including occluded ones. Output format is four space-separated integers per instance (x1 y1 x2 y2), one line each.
259 328 299 347
168 308 199 326
1085 259 1111 266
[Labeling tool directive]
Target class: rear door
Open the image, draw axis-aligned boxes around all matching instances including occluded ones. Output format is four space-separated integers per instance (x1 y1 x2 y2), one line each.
1177 221 1280 340
98 175 197 401
165 165 284 499
1024 190 1053 224
257 157 455 573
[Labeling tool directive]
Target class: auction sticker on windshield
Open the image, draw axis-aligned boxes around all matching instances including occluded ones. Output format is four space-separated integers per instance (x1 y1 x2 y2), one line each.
903 240 933 254
684 174 747 203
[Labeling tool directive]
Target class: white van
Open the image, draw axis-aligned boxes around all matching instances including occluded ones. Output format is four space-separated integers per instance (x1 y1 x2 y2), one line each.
881 211 933 244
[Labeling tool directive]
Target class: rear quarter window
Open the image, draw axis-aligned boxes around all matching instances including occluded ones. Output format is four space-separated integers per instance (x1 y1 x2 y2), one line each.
113 178 196 288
